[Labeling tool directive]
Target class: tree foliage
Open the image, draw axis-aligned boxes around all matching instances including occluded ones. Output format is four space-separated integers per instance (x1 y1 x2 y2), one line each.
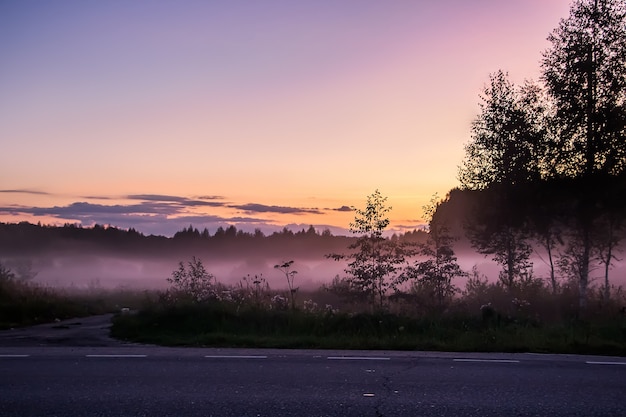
458 71 552 190
542 0 626 178
402 194 465 310
457 0 626 310
541 0 626 309
166 257 216 303
329 190 409 311
458 72 538 290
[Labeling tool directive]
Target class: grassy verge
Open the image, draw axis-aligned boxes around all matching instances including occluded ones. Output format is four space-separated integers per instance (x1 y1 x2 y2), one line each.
0 278 154 329
111 302 626 355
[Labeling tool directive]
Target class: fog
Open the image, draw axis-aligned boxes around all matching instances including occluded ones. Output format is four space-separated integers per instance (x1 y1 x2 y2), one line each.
10 245 625 294
16 253 347 292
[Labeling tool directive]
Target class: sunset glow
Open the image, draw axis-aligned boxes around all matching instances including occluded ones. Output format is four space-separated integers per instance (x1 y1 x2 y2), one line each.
1 0 573 236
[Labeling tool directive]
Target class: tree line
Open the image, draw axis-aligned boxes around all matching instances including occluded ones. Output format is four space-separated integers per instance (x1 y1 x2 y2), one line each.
330 0 626 315
0 221 426 259
458 0 625 311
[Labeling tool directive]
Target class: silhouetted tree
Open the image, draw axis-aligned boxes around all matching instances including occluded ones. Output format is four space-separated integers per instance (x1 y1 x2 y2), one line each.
528 185 564 295
329 190 408 311
401 194 465 310
541 0 626 309
459 71 550 189
459 72 540 289
174 225 201 240
543 0 626 178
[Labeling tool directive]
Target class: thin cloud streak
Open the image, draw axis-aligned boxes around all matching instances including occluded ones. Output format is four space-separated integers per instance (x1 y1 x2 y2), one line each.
230 203 323 215
126 194 226 207
0 189 51 195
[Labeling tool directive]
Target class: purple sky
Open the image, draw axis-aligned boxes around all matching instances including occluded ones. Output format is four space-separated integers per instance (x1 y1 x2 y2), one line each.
0 0 573 236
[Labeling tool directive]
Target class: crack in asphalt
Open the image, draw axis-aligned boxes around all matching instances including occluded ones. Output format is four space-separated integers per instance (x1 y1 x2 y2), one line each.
371 359 421 417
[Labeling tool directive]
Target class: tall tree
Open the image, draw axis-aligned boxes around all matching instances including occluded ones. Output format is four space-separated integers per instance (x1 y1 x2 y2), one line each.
459 71 540 289
542 0 626 177
459 71 547 190
541 0 626 309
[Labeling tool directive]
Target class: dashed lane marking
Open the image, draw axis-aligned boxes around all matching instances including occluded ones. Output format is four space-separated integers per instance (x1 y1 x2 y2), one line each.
453 358 520 363
586 361 626 366
0 354 30 358
85 354 147 358
204 355 268 359
327 356 391 361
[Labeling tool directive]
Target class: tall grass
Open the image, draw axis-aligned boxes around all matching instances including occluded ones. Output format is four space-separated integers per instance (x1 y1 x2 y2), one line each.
0 277 154 329
111 297 626 355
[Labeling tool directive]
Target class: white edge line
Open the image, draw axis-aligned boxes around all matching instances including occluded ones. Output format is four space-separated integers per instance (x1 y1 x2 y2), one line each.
0 354 30 358
327 356 391 361
204 355 268 359
453 358 520 363
86 354 147 358
586 361 626 366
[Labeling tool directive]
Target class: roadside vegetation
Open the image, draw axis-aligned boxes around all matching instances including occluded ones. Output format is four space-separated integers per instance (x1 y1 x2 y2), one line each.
114 0 626 354
0 262 152 329
109 254 625 355
3 0 626 356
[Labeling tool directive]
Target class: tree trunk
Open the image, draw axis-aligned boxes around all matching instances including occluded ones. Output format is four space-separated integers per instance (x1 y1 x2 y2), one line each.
604 250 611 301
507 234 515 289
546 235 557 295
579 227 591 312
603 221 614 301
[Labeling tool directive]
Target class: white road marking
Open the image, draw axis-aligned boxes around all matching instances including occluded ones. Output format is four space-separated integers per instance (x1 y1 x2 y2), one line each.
453 358 520 363
363 393 375 397
327 356 390 361
586 361 626 366
0 354 30 358
85 354 147 358
204 355 268 359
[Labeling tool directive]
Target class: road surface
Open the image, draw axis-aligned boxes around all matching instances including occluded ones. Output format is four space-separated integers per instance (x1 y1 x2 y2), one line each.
0 316 624 416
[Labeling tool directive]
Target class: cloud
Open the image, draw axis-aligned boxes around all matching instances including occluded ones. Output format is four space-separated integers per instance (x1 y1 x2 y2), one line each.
0 200 278 236
332 205 353 212
195 195 225 201
126 194 193 202
230 203 323 215
0 189 51 195
0 195 293 236
392 223 427 232
126 194 225 207
0 191 349 236
82 195 115 200
0 201 184 220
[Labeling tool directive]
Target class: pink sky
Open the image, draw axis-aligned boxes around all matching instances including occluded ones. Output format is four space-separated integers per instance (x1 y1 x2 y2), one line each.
0 0 573 236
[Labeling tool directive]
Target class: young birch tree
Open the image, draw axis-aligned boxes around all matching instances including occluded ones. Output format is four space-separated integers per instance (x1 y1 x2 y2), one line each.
329 190 408 311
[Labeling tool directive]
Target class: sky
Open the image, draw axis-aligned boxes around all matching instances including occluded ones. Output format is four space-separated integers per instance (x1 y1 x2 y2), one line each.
0 0 574 237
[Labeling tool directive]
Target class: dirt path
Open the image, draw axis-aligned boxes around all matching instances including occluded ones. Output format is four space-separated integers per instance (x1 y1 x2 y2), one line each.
0 314 132 347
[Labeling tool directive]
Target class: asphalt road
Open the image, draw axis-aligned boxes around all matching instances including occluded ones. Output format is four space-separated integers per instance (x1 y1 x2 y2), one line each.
1 316 625 416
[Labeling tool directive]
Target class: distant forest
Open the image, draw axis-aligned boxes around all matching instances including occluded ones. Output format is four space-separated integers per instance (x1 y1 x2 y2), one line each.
0 221 427 260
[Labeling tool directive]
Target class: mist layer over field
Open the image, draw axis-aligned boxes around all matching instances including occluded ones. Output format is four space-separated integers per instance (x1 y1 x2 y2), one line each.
8 246 624 293
8 253 346 291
